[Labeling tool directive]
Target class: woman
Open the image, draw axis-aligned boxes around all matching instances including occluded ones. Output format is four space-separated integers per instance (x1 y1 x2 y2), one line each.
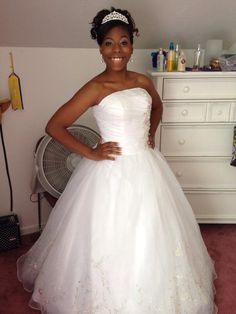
17 7 217 313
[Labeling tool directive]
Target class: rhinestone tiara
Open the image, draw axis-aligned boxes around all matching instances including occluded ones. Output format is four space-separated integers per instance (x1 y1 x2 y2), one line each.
101 11 129 25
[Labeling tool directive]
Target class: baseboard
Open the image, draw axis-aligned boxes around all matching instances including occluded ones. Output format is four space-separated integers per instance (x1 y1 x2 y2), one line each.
196 214 236 224
20 223 46 235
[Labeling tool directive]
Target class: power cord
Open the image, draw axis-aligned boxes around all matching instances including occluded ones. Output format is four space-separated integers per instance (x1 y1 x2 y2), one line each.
0 123 13 212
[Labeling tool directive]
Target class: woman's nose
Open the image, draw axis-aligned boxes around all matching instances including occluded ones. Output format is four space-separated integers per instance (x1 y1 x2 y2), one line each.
113 43 121 52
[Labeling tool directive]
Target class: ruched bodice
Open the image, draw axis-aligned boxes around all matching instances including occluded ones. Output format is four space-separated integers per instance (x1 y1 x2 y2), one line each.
93 87 152 155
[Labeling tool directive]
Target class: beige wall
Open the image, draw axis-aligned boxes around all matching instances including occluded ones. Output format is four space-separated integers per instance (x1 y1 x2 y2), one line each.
1 0 236 50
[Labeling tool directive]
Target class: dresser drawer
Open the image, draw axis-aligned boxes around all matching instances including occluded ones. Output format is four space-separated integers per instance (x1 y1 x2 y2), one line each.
161 125 234 156
167 157 236 189
186 192 236 222
163 78 236 100
206 102 231 122
162 102 206 123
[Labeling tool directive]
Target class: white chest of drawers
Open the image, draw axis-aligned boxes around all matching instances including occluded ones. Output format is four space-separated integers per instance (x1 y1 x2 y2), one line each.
148 71 236 223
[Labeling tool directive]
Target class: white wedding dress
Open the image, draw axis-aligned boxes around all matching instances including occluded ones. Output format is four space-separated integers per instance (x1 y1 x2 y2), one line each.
17 87 217 314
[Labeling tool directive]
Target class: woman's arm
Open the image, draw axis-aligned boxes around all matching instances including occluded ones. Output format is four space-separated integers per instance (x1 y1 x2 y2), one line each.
138 75 163 148
147 81 163 148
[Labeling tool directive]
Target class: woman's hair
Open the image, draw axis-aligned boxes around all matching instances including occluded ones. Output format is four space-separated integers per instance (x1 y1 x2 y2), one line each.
90 7 139 45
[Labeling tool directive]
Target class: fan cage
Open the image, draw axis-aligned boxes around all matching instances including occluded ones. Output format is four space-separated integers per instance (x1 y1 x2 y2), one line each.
35 125 100 198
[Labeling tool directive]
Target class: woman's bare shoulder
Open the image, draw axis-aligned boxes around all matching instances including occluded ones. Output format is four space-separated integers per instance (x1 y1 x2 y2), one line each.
137 73 153 88
80 79 103 95
72 79 104 106
128 71 152 88
129 72 161 103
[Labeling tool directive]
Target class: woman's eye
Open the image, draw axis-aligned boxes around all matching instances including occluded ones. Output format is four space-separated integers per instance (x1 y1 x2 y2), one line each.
120 41 128 46
104 41 112 46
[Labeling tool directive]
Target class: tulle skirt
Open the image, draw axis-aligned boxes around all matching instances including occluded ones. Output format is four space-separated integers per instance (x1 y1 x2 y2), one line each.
17 148 217 313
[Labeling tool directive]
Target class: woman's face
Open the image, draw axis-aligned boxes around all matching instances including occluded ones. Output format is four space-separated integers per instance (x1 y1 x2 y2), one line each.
99 26 133 72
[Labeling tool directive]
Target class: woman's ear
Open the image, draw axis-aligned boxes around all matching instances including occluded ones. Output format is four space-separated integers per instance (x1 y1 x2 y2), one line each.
99 49 104 63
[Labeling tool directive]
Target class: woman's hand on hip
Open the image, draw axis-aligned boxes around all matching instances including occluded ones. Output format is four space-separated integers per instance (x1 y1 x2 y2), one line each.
148 134 155 149
88 141 122 161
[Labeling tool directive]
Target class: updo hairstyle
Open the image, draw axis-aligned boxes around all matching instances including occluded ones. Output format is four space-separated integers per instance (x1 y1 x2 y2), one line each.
90 7 139 46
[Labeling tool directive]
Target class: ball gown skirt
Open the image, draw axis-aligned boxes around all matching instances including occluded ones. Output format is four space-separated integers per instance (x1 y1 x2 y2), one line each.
17 88 217 313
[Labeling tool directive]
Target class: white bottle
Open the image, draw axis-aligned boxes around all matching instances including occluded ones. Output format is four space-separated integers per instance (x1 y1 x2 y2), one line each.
193 44 202 70
174 43 180 71
157 48 165 72
177 51 186 72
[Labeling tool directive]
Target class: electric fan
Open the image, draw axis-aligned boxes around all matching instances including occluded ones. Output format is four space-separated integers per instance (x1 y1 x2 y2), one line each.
33 125 100 199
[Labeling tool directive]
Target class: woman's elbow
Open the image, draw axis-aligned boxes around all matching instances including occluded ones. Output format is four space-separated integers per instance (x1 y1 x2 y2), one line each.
45 120 56 137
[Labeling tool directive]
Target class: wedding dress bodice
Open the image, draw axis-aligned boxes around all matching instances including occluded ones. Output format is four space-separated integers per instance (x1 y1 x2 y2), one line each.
93 87 152 155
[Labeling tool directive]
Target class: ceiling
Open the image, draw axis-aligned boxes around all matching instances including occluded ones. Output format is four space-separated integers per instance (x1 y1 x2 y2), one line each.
1 0 236 50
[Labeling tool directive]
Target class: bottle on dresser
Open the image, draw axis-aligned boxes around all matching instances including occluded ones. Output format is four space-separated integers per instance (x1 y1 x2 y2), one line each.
193 44 202 70
174 43 180 71
167 42 175 71
177 51 187 71
157 48 165 72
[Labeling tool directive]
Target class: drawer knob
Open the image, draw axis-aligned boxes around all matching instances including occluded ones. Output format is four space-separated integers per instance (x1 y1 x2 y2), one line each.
178 139 186 145
217 110 223 115
183 86 190 93
175 171 183 178
181 109 188 116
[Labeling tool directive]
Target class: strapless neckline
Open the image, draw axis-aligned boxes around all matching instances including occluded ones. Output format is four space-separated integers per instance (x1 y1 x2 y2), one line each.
97 87 151 107
93 86 152 155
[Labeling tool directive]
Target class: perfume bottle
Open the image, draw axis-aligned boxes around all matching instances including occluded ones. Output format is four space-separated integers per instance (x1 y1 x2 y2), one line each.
177 51 186 72
193 44 202 70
